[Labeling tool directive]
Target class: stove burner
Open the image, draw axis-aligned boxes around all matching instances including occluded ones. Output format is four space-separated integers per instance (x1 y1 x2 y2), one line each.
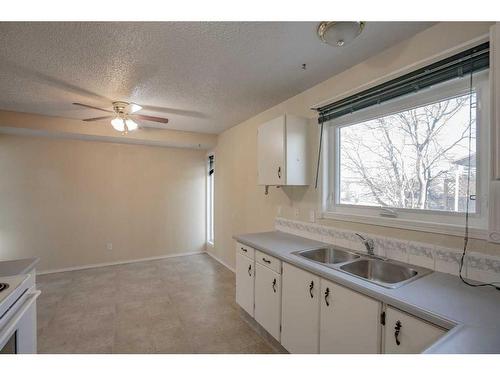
0 283 9 292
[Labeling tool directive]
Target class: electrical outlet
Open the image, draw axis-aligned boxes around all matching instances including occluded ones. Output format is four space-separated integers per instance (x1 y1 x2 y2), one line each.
277 205 282 216
106 243 113 251
309 209 316 223
294 208 300 219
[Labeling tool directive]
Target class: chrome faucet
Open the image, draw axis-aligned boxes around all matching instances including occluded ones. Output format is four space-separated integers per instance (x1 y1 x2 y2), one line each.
355 233 375 256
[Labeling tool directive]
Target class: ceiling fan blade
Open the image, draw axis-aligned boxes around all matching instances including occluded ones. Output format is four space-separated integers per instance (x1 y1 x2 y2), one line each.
133 114 169 124
73 102 113 113
124 103 143 114
83 116 114 122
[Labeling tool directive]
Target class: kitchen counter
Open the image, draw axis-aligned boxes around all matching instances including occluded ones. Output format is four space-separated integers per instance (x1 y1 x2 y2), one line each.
233 231 500 354
0 258 39 277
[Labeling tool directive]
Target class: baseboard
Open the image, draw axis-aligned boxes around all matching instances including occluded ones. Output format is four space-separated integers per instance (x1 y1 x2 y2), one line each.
37 251 205 275
206 250 235 273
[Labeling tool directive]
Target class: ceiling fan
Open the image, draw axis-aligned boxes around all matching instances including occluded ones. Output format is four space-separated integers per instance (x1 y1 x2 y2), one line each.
72 101 169 134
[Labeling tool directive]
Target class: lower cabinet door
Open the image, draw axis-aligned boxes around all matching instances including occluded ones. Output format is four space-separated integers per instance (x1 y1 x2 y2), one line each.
281 263 320 353
235 253 255 317
384 306 447 353
320 279 381 353
254 263 281 340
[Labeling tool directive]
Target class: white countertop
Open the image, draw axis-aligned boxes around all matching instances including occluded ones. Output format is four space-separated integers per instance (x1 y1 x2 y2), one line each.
0 258 39 277
234 231 500 354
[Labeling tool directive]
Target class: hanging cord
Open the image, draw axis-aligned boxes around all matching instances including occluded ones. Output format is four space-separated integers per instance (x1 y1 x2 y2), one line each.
458 58 500 291
314 121 324 189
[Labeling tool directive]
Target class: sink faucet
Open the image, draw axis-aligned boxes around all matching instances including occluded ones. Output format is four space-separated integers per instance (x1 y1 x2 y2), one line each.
355 233 375 256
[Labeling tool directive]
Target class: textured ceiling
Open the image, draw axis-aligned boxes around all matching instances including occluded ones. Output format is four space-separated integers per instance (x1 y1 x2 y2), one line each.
0 22 434 134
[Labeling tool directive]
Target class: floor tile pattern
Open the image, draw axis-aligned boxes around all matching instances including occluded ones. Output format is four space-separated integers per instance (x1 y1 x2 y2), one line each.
37 254 275 354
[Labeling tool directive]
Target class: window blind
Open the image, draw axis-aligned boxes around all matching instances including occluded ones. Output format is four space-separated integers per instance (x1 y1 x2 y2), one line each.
315 42 489 124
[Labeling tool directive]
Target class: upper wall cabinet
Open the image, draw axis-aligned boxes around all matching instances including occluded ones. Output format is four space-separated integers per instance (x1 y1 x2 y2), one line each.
257 114 309 186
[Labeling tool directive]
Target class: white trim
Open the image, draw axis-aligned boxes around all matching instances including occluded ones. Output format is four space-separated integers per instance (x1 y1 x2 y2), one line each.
36 251 205 275
321 211 488 240
205 250 235 273
206 151 215 245
322 62 490 232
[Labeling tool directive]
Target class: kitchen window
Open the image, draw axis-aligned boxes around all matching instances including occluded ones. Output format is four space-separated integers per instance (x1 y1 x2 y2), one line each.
207 154 215 245
321 47 490 233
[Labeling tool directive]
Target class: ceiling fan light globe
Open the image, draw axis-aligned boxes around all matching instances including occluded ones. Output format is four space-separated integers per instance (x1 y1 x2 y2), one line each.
125 119 138 131
111 117 125 132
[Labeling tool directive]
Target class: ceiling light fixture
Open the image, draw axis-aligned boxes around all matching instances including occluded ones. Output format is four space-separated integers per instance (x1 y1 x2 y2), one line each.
317 22 365 47
110 115 139 134
125 119 138 131
73 101 169 134
111 117 126 132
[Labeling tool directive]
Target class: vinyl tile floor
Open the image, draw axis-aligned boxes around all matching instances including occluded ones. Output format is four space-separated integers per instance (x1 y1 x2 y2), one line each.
36 254 276 354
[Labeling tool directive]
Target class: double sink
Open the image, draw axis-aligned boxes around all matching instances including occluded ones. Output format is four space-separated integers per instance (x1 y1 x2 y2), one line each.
293 247 432 289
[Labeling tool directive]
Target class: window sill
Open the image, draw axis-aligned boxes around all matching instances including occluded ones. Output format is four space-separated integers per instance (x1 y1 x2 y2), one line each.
321 211 488 240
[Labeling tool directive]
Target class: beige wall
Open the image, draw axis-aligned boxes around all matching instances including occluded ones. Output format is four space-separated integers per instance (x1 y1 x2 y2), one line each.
0 134 207 272
210 22 500 269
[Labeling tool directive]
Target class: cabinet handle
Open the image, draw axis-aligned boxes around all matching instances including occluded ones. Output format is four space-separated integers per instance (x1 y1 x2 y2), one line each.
272 278 277 293
394 320 402 346
309 281 314 298
324 287 330 306
277 166 282 179
262 257 271 264
241 247 247 252
248 264 252 276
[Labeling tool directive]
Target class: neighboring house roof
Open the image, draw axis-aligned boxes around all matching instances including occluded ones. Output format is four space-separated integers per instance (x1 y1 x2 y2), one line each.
453 153 476 167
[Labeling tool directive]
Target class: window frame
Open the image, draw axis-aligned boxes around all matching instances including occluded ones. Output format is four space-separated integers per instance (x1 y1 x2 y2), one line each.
322 71 490 236
206 153 215 246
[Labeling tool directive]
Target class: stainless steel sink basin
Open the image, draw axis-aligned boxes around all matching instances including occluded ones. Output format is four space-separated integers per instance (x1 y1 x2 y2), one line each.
295 247 360 265
339 258 430 288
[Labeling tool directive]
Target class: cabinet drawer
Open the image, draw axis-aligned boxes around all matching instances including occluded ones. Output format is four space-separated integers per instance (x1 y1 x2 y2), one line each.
236 242 255 260
256 250 281 273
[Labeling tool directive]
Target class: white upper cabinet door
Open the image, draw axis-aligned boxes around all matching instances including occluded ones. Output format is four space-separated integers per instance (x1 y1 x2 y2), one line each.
320 279 381 354
281 262 320 353
284 114 309 185
257 116 285 186
384 306 447 354
235 253 255 317
257 114 308 186
254 263 282 341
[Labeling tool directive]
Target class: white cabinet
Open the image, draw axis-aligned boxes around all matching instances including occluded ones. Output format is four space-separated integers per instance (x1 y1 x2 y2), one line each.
236 250 448 354
257 114 309 186
235 252 255 317
255 263 281 340
320 279 381 353
281 263 320 353
255 250 281 273
383 306 446 353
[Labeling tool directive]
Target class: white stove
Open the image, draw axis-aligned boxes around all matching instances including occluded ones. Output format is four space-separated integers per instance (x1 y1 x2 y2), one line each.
0 275 28 314
0 274 39 354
